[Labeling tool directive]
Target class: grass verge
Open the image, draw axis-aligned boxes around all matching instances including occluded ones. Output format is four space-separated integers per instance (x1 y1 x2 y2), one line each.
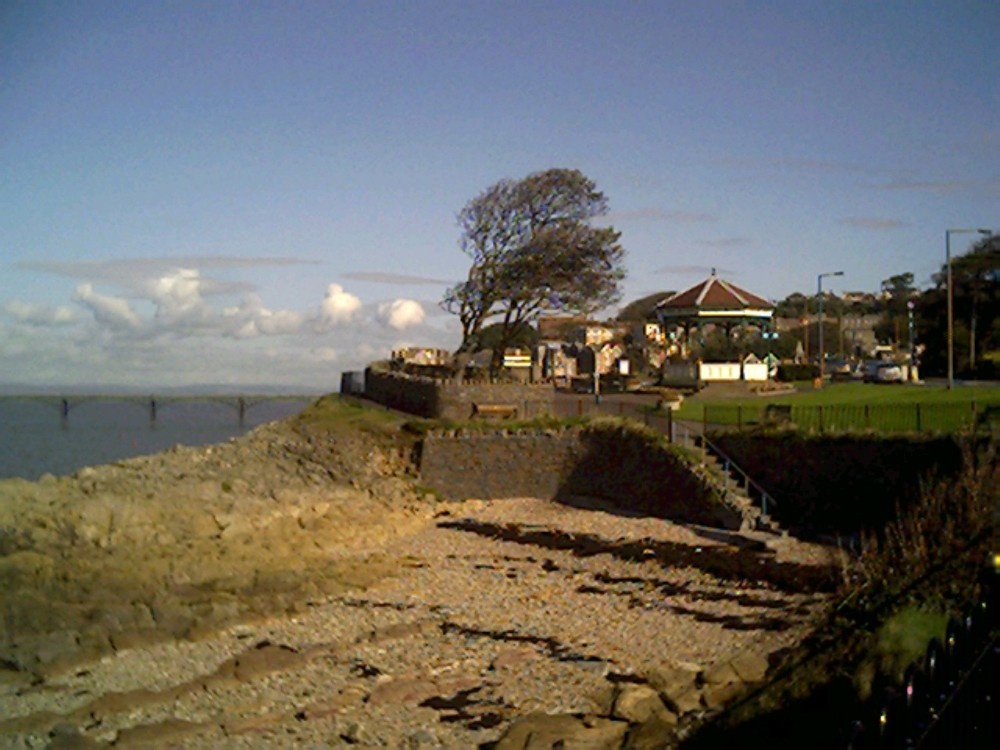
675 382 1000 433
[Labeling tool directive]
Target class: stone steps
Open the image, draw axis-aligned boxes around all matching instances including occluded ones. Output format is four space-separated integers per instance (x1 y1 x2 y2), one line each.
695 442 782 535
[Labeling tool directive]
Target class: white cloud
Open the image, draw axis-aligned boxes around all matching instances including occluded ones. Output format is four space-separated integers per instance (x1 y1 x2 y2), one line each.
0 269 461 388
222 294 305 338
258 309 304 335
19 256 314 291
605 208 717 223
73 283 141 330
837 217 906 230
877 178 972 194
311 347 339 363
341 271 452 285
3 300 77 326
377 299 426 330
148 268 213 325
319 283 362 326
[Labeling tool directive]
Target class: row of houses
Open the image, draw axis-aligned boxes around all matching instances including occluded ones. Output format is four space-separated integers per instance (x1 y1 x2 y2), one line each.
393 272 883 386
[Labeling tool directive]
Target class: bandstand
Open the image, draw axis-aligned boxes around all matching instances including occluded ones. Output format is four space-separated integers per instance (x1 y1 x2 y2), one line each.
655 270 775 382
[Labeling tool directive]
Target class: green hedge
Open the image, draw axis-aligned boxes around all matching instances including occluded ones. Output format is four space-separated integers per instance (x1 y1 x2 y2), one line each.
776 363 819 382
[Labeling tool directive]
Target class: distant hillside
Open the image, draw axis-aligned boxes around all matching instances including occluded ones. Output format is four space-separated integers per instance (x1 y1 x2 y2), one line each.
617 291 674 321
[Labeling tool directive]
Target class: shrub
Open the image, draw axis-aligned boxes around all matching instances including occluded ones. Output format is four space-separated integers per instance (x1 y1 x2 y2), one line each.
776 363 819 382
844 440 997 607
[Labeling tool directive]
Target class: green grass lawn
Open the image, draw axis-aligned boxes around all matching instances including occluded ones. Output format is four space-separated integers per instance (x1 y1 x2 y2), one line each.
674 382 1000 433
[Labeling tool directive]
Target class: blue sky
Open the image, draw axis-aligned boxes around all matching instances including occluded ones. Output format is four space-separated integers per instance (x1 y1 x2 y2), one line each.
2 1 997 389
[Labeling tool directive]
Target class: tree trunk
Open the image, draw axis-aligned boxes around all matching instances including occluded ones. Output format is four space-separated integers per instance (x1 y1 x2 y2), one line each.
969 310 976 371
489 347 505 380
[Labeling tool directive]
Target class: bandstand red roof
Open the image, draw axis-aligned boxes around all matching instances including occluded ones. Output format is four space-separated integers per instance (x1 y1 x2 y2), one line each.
656 272 773 314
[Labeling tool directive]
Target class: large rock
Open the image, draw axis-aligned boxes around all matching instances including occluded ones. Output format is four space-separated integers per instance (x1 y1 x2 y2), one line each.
624 714 679 750
730 652 769 683
645 661 703 716
366 676 440 706
701 661 739 686
113 718 215 748
611 684 676 726
494 713 629 750
701 681 745 710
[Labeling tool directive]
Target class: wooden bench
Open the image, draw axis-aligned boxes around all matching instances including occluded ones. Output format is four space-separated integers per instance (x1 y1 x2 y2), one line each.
471 403 518 419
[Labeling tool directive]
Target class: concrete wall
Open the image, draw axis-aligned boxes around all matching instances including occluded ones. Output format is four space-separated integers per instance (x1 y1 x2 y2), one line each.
365 362 556 420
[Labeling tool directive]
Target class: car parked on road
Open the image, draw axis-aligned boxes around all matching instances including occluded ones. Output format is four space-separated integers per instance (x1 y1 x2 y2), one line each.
863 360 904 384
826 358 860 382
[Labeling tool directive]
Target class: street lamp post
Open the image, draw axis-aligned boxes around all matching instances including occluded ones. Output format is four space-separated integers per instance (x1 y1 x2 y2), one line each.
817 271 844 386
946 229 991 389
907 300 915 382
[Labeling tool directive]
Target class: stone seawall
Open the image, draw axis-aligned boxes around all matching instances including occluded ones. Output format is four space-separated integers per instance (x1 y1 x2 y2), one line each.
421 424 743 529
364 366 442 417
365 364 555 420
421 431 577 500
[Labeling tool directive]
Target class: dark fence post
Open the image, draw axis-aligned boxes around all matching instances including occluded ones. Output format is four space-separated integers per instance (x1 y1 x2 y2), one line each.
864 404 870 429
667 408 673 443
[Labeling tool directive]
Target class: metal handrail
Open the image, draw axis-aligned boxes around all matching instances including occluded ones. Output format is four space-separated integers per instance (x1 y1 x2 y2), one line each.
698 431 778 518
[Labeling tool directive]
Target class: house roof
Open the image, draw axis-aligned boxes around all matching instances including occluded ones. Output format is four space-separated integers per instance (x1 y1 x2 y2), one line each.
536 315 585 342
656 272 773 313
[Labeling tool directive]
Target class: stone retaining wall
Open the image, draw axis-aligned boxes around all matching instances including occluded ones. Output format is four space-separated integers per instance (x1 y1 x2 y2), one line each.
364 366 442 417
365 363 555 420
709 432 967 535
421 431 576 500
420 424 742 529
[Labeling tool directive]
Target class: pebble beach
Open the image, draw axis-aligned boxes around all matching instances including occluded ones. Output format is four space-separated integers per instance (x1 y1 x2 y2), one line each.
0 415 840 748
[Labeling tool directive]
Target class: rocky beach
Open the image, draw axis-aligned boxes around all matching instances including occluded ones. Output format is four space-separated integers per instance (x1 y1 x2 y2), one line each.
0 398 840 748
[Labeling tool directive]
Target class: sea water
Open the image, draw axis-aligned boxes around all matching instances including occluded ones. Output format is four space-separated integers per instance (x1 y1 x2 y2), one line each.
0 396 316 480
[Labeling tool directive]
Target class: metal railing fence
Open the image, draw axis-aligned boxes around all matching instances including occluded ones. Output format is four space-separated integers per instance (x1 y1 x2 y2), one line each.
698 431 778 520
549 397 674 437
847 571 998 749
701 401 994 435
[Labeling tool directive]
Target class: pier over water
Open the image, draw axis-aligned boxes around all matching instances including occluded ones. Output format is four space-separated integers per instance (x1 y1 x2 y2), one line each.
0 394 317 428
